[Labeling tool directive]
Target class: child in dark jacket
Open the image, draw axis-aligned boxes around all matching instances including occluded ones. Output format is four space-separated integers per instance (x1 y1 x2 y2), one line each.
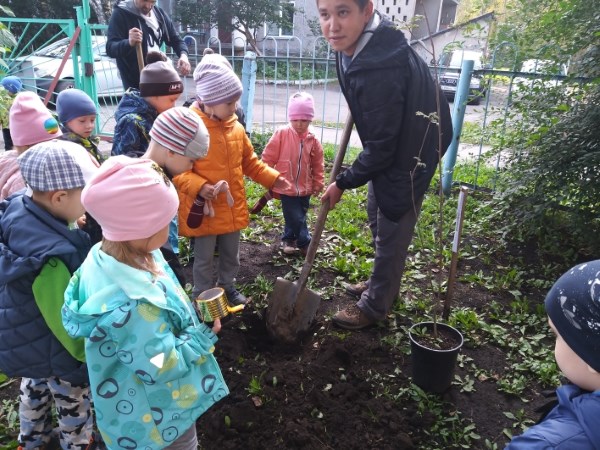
0 140 99 449
56 88 106 244
506 260 600 448
112 52 183 157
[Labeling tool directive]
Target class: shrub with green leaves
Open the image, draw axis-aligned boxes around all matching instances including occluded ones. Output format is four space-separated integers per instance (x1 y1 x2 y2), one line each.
495 84 600 260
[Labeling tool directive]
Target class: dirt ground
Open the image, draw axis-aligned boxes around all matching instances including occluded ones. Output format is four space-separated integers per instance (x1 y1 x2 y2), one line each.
0 221 549 449
190 225 548 450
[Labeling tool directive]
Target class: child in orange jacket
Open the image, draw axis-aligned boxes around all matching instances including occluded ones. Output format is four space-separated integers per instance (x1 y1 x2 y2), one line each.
174 53 289 305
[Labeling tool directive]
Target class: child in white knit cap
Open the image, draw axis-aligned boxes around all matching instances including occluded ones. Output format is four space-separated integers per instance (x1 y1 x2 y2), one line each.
175 52 290 305
143 106 210 285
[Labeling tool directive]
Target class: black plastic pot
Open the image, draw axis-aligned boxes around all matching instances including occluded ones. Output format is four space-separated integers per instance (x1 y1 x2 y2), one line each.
409 321 464 394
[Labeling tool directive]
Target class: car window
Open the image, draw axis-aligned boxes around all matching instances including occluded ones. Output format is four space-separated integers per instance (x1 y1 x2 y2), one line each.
33 38 70 58
439 51 483 70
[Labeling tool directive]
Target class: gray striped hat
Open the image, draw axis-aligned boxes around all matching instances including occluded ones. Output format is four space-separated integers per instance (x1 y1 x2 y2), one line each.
150 107 209 159
193 53 242 106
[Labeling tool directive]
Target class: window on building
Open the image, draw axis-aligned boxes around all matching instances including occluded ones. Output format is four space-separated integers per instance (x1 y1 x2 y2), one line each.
265 1 294 37
403 15 407 21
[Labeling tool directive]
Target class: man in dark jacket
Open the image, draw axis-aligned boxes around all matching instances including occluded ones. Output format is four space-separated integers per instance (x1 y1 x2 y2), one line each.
318 0 453 329
107 0 191 90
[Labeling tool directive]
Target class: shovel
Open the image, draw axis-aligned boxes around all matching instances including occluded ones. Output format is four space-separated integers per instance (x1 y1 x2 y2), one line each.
266 113 354 344
136 41 145 72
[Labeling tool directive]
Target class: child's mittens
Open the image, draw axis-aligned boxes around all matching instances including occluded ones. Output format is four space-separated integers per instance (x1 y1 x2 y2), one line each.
205 180 234 217
187 194 206 228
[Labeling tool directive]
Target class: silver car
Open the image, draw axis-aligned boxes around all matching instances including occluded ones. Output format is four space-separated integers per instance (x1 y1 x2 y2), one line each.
435 49 487 105
10 35 124 102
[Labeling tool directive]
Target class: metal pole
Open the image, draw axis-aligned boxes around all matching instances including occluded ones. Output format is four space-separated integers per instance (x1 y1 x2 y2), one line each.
442 59 474 196
241 51 257 134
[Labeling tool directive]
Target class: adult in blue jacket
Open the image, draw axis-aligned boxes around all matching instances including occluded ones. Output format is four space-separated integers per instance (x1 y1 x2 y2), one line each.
107 0 190 90
317 0 453 330
506 260 600 449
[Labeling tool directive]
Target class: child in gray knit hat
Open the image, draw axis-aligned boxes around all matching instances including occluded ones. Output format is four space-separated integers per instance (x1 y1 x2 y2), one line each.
142 106 210 286
506 260 600 448
112 51 183 157
175 54 291 306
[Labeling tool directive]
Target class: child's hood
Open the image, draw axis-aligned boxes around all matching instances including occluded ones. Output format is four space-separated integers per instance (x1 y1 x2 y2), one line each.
0 195 89 285
62 244 185 339
570 386 600 444
115 90 156 122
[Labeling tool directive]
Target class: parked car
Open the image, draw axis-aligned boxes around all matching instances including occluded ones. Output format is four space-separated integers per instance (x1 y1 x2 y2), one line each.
10 35 123 102
435 49 487 105
512 59 568 93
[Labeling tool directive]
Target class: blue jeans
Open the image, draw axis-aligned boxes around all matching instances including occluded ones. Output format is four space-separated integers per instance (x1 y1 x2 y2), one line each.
280 194 311 249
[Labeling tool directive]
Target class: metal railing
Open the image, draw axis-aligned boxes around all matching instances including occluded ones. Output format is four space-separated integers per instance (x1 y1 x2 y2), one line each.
0 13 592 193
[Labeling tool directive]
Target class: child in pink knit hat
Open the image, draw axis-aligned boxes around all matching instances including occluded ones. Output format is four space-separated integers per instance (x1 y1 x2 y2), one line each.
0 91 62 201
62 156 228 450
260 92 324 256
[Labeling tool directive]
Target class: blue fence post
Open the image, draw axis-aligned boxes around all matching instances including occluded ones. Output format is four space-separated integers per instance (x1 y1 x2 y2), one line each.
442 59 474 196
241 51 257 134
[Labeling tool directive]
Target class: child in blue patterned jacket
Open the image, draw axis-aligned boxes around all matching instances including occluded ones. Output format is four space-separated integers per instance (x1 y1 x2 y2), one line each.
62 156 227 449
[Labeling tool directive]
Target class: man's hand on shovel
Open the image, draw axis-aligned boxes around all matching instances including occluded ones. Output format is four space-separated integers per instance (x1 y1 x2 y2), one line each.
321 182 344 210
128 27 143 47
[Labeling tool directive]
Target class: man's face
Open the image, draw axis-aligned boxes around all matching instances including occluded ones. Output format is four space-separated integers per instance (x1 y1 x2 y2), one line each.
135 0 157 15
317 0 373 56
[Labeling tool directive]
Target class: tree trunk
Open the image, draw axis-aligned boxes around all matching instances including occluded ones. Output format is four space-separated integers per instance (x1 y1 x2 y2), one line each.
89 0 108 24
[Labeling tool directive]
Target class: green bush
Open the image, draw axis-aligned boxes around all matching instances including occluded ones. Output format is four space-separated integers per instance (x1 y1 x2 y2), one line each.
494 83 600 261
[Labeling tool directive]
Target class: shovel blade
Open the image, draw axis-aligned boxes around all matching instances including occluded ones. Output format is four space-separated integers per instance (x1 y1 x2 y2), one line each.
266 277 321 344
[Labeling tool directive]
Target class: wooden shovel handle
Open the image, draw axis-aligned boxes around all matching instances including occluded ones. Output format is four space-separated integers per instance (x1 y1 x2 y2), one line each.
136 42 144 73
296 113 354 293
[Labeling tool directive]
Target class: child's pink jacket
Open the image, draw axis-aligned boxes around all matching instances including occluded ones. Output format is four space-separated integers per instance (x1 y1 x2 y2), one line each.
261 126 324 197
0 151 25 201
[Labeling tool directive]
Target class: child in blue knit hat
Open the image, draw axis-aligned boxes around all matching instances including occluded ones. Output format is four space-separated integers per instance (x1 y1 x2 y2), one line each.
56 88 103 164
506 260 600 448
0 75 22 150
